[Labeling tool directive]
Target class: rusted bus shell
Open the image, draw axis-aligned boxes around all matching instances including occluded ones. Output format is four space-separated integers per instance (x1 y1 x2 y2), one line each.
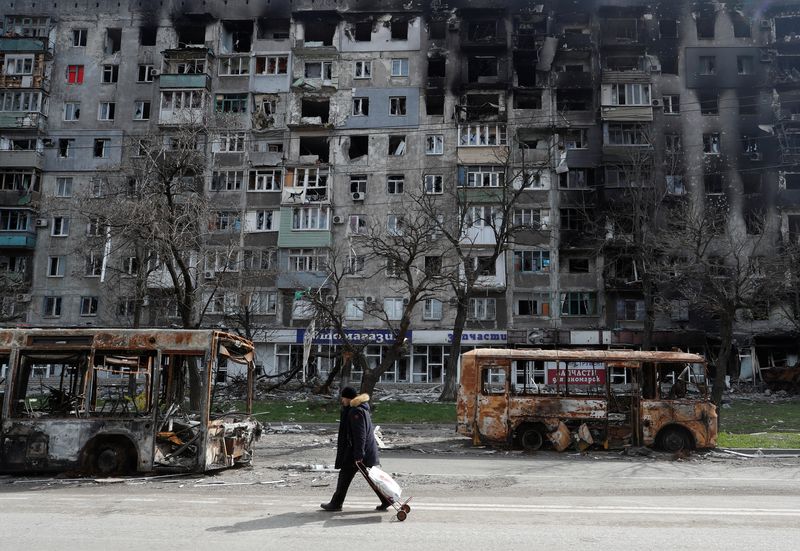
0 328 259 475
641 401 718 448
457 348 717 451
462 348 706 365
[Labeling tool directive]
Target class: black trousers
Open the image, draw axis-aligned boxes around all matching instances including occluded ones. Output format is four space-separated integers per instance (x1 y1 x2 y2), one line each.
329 463 392 507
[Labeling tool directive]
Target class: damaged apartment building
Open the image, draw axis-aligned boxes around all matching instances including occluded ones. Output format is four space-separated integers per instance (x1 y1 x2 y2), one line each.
1 0 799 386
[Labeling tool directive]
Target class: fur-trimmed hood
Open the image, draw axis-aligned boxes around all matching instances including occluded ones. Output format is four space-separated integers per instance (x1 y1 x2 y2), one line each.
350 393 370 407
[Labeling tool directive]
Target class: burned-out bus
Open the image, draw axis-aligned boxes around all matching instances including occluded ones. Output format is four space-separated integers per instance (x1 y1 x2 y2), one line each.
0 328 261 475
457 349 717 452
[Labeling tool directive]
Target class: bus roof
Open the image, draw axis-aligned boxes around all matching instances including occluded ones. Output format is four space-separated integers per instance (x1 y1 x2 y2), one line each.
463 348 705 364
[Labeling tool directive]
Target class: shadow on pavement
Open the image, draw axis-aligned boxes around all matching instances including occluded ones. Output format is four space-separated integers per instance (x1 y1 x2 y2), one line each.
207 510 385 532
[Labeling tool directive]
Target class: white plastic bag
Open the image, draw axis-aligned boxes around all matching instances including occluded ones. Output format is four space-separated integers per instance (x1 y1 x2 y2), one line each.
367 466 402 502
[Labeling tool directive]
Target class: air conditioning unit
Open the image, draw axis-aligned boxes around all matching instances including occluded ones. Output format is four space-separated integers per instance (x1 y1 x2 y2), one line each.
651 99 662 107
149 68 160 77
760 20 771 30
365 295 375 304
351 191 365 201
332 215 344 224
203 270 215 280
42 138 54 147
35 218 47 228
15 293 31 303
402 298 409 305
749 152 763 161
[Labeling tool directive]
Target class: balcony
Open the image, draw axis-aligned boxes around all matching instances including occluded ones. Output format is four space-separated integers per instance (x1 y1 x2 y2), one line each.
159 73 211 89
0 112 46 130
0 150 43 168
555 71 594 88
600 105 653 121
0 231 36 249
0 37 50 53
558 33 594 51
0 73 48 91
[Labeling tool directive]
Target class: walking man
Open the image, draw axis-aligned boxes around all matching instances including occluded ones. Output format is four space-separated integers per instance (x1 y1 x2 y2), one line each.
320 386 392 512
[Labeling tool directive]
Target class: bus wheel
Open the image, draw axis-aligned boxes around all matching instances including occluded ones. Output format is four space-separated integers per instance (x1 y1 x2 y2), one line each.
519 427 544 451
658 427 690 453
94 441 134 476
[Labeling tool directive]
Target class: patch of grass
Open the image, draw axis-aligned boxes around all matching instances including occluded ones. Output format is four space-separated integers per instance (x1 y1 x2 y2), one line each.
250 400 456 424
717 432 800 449
720 401 800 434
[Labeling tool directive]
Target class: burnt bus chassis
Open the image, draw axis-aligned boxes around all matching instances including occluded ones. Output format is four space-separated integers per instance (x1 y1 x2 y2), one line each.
457 349 718 453
0 328 261 475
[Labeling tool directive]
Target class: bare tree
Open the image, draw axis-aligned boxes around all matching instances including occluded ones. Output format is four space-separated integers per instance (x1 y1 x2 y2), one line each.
657 195 773 409
300 200 448 397
412 130 554 401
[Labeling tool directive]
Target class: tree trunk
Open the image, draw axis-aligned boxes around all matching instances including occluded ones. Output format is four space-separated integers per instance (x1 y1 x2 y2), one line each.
713 312 734 423
641 278 655 351
439 299 469 402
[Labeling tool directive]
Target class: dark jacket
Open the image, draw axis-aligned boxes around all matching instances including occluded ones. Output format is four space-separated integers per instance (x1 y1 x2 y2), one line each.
334 393 380 469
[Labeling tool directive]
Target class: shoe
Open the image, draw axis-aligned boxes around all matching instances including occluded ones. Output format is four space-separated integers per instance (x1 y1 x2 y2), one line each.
375 504 391 511
320 502 342 512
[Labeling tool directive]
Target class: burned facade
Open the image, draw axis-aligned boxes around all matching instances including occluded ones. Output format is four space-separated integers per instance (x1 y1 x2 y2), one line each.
0 0 798 386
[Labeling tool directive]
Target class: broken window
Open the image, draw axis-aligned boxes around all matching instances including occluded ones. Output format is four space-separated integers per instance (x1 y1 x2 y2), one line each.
732 13 751 38
354 60 371 79
459 124 507 146
301 98 330 123
11 350 91 418
428 57 446 78
257 18 290 40
222 20 253 53
659 19 678 38
703 133 721 154
348 135 369 160
514 53 537 87
255 56 288 75
737 56 753 75
429 20 446 40
389 96 407 116
299 136 330 163
738 90 758 115
352 96 369 116
140 26 157 46
387 175 404 194
304 61 332 79
389 135 406 156
93 139 108 158
176 25 205 47
744 207 765 235
304 20 336 46
699 55 716 75
605 19 638 42
90 352 155 416
106 28 122 54
776 16 800 41
557 90 592 111
743 173 763 194
215 94 248 113
350 174 367 195
354 21 372 41
696 15 715 39
704 173 723 195
391 19 408 40
101 65 119 83
468 56 498 83
514 91 542 109
468 21 496 42
425 94 444 116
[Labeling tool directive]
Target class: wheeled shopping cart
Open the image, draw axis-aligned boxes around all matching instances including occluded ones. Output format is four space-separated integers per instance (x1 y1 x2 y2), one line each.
356 461 413 521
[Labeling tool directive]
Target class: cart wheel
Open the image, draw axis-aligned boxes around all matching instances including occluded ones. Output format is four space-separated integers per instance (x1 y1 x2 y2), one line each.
396 510 408 521
401 504 411 514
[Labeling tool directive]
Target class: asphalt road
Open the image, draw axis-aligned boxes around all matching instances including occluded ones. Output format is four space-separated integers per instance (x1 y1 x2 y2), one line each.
2 452 800 550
